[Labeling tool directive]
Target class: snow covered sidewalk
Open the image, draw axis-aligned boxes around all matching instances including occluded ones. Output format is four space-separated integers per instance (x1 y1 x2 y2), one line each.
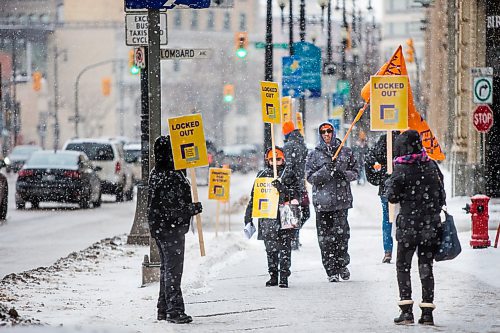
1 175 499 332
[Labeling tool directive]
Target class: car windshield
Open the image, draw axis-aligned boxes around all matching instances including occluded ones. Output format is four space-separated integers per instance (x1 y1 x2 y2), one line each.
26 152 78 168
124 149 140 163
11 146 40 157
65 143 114 161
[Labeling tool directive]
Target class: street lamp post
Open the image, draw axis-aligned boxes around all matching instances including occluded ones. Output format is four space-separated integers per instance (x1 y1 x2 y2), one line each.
277 0 286 31
299 0 306 128
74 59 122 138
264 0 273 150
318 0 327 29
53 46 66 151
289 0 294 56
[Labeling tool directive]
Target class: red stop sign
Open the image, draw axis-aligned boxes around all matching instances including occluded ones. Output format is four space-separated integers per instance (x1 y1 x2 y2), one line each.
473 105 494 133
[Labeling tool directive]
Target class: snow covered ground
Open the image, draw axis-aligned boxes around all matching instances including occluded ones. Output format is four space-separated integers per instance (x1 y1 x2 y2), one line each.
1 172 499 332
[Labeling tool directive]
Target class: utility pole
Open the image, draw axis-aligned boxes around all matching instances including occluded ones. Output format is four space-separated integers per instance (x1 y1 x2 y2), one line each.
289 0 294 56
263 0 273 151
299 0 306 128
53 46 60 151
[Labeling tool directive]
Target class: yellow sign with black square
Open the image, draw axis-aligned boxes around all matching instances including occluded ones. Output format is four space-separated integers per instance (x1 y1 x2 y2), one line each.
208 168 231 202
251 177 279 219
168 114 209 170
260 81 281 124
370 76 409 131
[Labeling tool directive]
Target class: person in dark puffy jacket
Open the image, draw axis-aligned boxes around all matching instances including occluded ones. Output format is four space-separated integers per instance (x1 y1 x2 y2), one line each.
244 147 300 288
148 135 203 324
305 122 359 283
281 121 310 250
384 130 446 326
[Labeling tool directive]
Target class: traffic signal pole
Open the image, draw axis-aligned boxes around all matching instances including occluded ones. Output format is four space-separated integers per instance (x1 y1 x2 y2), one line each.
264 0 273 151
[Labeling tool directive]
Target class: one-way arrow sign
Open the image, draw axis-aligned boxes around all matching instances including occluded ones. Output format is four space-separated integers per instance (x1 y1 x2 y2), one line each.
125 0 210 10
160 48 212 60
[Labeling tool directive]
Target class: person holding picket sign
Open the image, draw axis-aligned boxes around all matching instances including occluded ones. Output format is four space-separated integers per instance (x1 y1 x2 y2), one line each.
147 135 203 324
244 147 301 288
305 122 359 283
384 130 446 326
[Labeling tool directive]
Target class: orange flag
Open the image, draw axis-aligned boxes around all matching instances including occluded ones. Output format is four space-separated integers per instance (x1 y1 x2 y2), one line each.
361 46 445 161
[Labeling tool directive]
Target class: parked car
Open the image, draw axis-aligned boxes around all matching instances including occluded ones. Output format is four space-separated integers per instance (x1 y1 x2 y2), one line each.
15 150 102 209
5 145 42 173
222 144 260 173
123 142 141 184
63 138 134 202
0 159 8 219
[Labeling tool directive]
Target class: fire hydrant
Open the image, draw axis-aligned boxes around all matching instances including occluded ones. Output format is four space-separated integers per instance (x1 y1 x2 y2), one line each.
463 194 491 248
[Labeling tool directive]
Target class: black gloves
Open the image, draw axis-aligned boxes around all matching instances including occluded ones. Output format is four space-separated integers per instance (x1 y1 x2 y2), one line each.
327 160 345 180
271 179 286 192
187 202 203 216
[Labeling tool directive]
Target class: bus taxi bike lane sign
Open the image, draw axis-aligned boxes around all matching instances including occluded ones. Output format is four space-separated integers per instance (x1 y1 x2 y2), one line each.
168 114 209 170
208 168 231 202
260 81 281 124
370 75 409 131
251 177 280 219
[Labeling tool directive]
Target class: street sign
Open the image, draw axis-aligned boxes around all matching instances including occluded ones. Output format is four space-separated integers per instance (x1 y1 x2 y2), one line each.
125 13 167 46
134 47 146 68
473 105 494 133
292 42 322 98
370 75 409 131
125 0 210 10
254 42 289 49
282 56 302 98
260 81 281 124
332 92 344 107
160 48 212 60
471 67 493 76
473 77 493 104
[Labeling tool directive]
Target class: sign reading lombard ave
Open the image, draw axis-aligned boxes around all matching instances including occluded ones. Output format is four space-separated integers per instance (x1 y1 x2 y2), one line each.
160 48 212 60
125 13 167 46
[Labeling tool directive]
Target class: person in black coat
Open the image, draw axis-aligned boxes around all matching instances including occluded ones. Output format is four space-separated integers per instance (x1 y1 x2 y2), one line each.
364 131 400 263
281 121 310 250
147 136 203 324
244 147 300 288
384 130 446 326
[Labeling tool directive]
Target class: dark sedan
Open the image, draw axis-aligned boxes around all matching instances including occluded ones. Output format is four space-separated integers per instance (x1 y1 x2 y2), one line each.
5 145 42 173
15 151 102 209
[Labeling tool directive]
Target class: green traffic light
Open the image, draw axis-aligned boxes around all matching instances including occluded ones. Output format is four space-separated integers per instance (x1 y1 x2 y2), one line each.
224 95 234 103
130 65 140 75
236 48 248 59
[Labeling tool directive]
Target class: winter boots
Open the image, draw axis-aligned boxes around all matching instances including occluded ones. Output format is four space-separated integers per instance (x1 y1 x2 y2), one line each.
166 313 193 324
339 267 350 281
279 276 288 288
394 300 414 325
418 303 435 325
265 274 278 287
157 310 167 321
382 251 392 263
328 274 340 282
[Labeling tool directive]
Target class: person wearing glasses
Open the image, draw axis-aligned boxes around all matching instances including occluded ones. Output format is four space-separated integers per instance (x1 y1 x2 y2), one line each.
305 122 359 282
244 147 300 288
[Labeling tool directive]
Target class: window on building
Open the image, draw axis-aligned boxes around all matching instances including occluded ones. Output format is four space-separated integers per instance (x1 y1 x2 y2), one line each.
388 0 410 12
239 13 247 31
207 11 215 30
174 11 182 28
223 12 231 31
191 11 198 30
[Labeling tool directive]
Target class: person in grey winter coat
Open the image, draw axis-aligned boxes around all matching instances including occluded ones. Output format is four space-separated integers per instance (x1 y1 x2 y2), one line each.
281 121 310 250
148 135 203 324
384 130 446 326
305 122 359 282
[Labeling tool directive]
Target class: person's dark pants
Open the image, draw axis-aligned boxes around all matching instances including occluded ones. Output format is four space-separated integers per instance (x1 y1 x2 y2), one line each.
156 236 186 316
316 210 350 277
396 240 437 303
263 229 293 278
291 204 311 248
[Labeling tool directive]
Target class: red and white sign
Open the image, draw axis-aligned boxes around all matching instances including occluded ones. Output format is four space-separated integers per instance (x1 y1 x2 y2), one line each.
473 105 494 133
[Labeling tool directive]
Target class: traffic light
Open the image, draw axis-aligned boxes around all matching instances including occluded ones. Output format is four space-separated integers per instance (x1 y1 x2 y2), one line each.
32 71 42 92
235 32 248 59
128 49 140 75
406 38 415 63
223 84 234 103
102 77 111 96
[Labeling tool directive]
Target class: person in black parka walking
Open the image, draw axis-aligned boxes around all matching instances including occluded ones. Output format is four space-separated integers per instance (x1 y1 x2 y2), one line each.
281 121 310 250
244 147 300 288
384 130 446 326
305 122 359 283
148 135 203 324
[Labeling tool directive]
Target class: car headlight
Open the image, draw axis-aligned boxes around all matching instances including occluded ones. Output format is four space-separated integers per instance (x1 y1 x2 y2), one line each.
4 157 10 165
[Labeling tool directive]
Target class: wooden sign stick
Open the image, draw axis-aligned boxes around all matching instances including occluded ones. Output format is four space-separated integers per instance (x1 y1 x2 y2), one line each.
189 168 206 256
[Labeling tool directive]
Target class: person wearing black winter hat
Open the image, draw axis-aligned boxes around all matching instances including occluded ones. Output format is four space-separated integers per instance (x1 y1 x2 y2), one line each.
305 122 359 283
147 135 203 324
244 147 300 288
384 130 446 326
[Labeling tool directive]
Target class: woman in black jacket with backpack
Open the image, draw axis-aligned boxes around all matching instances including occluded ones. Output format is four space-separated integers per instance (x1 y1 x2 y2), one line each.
384 130 446 326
